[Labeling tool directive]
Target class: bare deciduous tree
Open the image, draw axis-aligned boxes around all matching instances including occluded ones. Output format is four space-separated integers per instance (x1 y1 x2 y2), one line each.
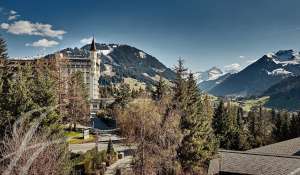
116 97 182 175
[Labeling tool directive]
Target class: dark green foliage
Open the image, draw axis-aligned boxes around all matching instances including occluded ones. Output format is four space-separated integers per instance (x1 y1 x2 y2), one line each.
177 72 217 172
0 65 62 135
0 36 8 59
113 82 131 107
247 106 270 147
289 113 300 138
264 76 300 111
272 112 290 142
76 148 107 174
152 75 166 101
237 106 244 126
172 58 187 108
212 100 227 137
107 139 115 155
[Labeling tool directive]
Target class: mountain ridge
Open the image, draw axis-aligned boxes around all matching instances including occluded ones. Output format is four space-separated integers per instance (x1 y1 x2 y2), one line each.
208 49 300 97
48 43 176 87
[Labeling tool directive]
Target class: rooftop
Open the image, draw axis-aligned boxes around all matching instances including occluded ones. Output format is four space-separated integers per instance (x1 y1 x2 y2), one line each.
208 137 300 175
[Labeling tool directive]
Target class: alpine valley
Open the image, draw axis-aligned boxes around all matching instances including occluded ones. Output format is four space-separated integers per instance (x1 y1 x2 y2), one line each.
48 45 300 111
199 49 300 110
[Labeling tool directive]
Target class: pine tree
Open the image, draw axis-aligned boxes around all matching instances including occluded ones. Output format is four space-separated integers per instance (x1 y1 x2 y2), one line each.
289 113 300 138
114 82 131 107
107 139 115 155
172 58 187 108
0 36 8 59
177 73 217 173
237 106 244 126
281 112 290 140
212 100 227 144
271 108 276 124
152 75 166 101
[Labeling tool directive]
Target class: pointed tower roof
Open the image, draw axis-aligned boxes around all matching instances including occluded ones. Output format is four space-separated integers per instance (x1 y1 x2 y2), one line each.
90 37 97 51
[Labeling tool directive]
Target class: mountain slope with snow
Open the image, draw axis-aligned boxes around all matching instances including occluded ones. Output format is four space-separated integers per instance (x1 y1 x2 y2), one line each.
197 67 223 83
49 43 176 86
209 49 300 97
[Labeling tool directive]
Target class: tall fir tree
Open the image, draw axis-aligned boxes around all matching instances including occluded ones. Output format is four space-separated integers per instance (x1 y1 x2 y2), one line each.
177 73 217 173
172 58 187 108
114 82 131 107
0 35 8 59
289 113 300 138
152 75 166 101
212 100 227 145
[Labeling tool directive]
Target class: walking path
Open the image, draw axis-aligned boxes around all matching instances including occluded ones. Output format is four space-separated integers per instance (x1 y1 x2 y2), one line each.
104 156 133 175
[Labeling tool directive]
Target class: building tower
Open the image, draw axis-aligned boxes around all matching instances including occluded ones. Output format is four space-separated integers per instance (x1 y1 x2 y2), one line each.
89 37 100 100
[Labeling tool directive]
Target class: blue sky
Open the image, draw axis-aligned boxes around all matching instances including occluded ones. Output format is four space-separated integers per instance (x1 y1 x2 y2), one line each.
1 0 300 72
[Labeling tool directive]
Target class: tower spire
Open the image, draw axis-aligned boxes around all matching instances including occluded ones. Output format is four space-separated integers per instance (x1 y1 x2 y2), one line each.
90 36 96 51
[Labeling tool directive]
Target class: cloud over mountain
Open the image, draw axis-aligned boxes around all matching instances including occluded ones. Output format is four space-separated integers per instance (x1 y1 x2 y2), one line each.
0 20 66 39
26 39 59 48
80 37 93 44
224 63 241 73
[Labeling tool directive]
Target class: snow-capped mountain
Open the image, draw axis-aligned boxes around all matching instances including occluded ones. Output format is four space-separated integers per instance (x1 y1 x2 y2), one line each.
198 73 231 92
208 49 300 97
197 67 223 83
48 43 176 87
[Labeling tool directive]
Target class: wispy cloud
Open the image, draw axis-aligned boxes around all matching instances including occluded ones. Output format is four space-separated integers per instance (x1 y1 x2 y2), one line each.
80 37 93 45
246 59 257 64
224 63 242 73
0 20 66 39
10 10 17 15
239 55 245 59
8 10 20 20
8 15 20 20
26 39 59 48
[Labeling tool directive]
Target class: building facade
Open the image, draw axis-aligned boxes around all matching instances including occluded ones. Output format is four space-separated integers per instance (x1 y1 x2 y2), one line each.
59 38 101 113
1 38 102 113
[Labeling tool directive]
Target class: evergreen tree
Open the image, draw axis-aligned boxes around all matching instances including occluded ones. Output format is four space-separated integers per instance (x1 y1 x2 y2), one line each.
271 108 276 124
237 106 244 126
107 139 115 155
289 113 300 138
272 112 282 141
152 75 166 101
0 35 8 59
212 100 227 145
172 58 187 108
281 112 290 140
114 82 131 107
177 73 217 173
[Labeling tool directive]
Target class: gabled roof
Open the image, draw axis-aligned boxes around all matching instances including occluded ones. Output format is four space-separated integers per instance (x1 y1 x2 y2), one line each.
217 150 300 175
208 137 300 175
247 137 300 156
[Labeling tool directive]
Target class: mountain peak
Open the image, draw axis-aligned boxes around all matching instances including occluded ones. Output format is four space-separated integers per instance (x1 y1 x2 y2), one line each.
197 66 223 83
275 49 299 61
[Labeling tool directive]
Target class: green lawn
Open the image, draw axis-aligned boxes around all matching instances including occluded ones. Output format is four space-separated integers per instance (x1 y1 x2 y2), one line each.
241 96 270 112
64 131 96 144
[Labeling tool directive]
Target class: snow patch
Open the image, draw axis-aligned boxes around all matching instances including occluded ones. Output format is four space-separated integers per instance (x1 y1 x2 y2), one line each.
152 68 166 73
267 68 293 76
98 46 113 56
138 51 146 59
142 73 160 81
